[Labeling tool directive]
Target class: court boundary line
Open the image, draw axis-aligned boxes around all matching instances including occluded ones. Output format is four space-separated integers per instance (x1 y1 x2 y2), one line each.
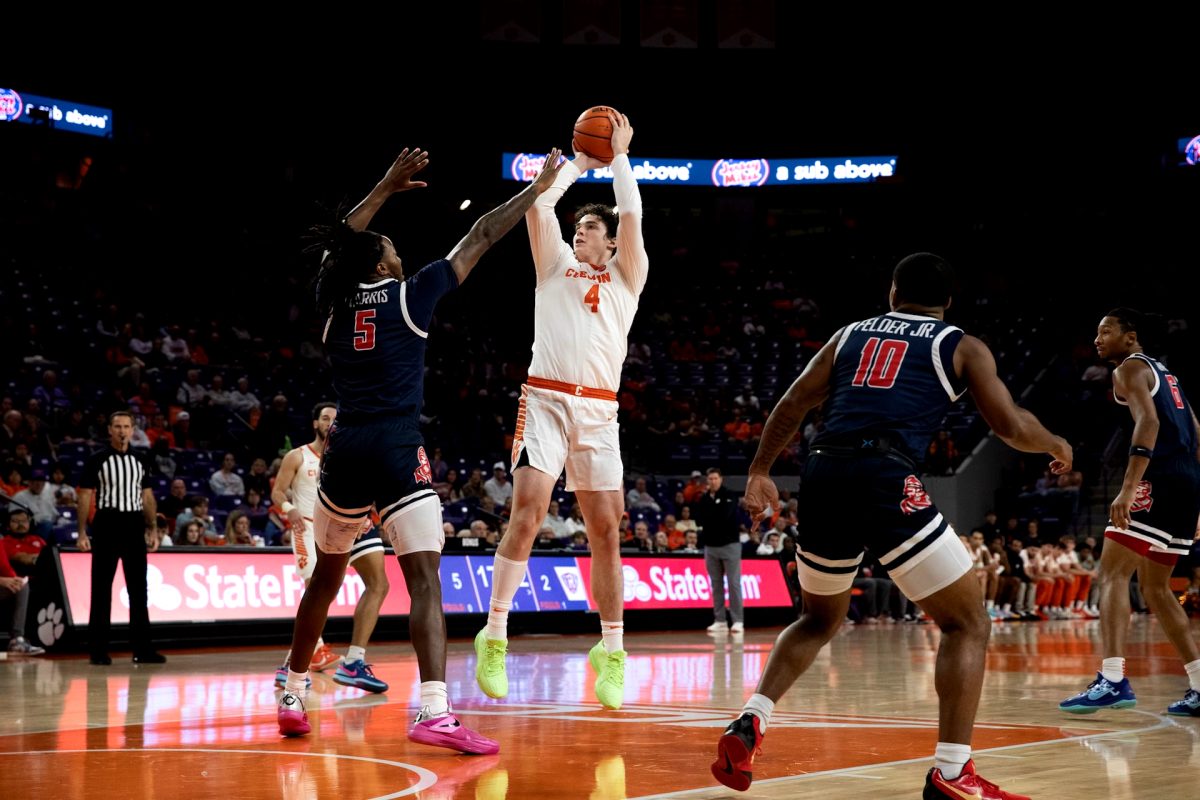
627 710 1173 799
0 747 439 800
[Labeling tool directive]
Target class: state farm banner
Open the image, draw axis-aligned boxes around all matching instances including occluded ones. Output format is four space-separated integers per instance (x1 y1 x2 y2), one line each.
58 551 792 625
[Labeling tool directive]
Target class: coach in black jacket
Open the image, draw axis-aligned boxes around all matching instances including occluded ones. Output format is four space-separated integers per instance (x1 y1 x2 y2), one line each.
695 468 743 632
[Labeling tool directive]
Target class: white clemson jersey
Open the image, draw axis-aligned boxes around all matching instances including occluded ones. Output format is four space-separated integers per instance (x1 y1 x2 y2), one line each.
525 155 648 392
290 445 322 518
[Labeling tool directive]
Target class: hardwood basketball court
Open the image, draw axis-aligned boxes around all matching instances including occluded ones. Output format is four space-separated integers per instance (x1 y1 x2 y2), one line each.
2 619 1197 798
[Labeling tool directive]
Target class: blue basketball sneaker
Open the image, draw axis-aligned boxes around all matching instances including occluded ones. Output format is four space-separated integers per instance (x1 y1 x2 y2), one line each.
1059 673 1137 714
333 659 389 693
1167 688 1200 717
274 665 311 689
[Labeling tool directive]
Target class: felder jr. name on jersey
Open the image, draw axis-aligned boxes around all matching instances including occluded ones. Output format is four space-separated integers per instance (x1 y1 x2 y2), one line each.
852 317 939 338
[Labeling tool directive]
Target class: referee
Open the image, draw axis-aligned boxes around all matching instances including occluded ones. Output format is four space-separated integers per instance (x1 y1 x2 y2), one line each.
77 410 165 665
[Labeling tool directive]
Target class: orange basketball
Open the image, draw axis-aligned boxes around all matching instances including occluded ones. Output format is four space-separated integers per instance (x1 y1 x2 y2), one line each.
572 105 618 162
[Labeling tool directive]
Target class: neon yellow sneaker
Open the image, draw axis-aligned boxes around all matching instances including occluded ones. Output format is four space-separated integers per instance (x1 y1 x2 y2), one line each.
474 628 509 699
588 640 626 710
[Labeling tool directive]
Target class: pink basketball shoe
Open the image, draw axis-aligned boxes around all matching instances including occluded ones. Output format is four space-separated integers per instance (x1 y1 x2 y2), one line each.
277 691 311 737
407 708 499 755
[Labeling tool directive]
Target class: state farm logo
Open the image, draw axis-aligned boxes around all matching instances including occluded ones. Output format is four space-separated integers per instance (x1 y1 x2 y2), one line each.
122 564 183 611
622 564 653 602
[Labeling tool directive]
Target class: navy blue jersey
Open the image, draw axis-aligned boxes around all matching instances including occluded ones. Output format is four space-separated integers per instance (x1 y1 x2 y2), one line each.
1115 353 1198 465
815 312 967 463
321 259 457 434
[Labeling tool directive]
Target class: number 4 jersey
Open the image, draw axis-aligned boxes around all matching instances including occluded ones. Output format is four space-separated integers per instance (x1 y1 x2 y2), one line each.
525 155 648 393
814 311 968 464
321 260 457 437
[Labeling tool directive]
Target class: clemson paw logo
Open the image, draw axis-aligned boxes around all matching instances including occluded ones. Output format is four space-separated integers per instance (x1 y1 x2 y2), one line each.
37 602 65 645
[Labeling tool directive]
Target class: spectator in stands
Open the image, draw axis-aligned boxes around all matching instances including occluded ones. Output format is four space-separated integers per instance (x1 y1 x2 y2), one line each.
209 452 245 497
150 437 176 479
174 519 205 546
33 370 71 419
741 528 763 558
228 377 261 416
243 457 271 497
146 413 176 449
542 500 570 539
625 477 661 512
563 505 587 536
12 471 56 539
483 462 513 511
682 470 705 504
757 531 782 556
461 468 487 503
533 527 560 550
631 520 654 553
177 369 209 409
172 411 195 449
676 505 698 536
429 447 449 483
176 496 219 543
207 374 232 409
696 467 742 632
926 429 959 475
2 508 48 575
159 479 190 525
129 422 151 449
0 410 25 457
680 530 701 553
47 464 77 509
240 487 272 535
225 510 259 546
1 463 25 497
151 514 172 549
978 510 1001 542
0 540 45 655
162 325 191 362
569 531 589 551
734 385 760 412
433 468 462 502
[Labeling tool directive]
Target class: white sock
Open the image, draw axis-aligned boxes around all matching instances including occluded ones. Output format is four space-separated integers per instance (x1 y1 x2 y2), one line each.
285 669 309 694
420 680 449 717
346 645 366 663
486 555 528 640
934 742 971 781
742 693 775 734
1101 657 1125 683
601 620 624 654
985 600 994 610
1185 658 1200 692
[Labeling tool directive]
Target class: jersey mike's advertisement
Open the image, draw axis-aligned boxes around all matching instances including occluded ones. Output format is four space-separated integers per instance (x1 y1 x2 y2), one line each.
57 551 792 624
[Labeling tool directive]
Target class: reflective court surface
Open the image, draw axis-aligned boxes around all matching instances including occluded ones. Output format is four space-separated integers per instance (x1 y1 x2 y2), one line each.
2 619 1198 799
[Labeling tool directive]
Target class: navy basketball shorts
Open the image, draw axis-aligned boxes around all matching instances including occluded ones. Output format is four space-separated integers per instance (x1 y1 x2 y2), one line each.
316 419 443 557
1105 463 1200 565
793 454 971 601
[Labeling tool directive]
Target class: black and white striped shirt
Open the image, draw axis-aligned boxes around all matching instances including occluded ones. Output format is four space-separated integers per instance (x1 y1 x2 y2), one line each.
80 446 153 512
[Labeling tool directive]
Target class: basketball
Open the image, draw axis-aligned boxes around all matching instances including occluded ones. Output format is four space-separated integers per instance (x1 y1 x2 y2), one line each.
572 106 619 162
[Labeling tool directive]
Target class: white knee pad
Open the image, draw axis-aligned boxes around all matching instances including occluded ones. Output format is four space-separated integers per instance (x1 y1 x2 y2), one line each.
313 502 371 555
383 494 445 556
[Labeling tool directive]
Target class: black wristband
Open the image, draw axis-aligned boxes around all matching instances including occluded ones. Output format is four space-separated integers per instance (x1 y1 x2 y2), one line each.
1129 445 1153 459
